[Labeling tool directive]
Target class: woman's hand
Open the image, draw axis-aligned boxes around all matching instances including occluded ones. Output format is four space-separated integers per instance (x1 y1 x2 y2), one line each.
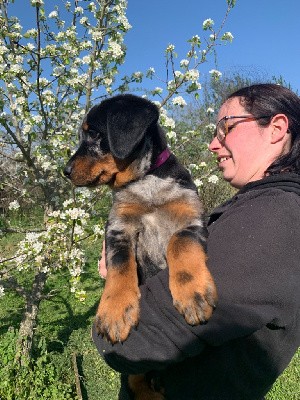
98 240 107 279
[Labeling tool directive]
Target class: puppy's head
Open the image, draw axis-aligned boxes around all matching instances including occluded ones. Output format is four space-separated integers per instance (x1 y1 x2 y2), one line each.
64 94 160 188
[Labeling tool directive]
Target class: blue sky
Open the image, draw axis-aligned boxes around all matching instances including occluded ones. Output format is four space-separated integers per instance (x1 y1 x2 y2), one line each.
120 0 300 93
8 0 300 95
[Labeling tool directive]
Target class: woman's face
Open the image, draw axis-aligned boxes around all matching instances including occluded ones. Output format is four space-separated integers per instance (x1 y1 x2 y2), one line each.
208 97 288 189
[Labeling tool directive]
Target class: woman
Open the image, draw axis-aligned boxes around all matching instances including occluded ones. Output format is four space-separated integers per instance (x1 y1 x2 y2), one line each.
92 84 300 399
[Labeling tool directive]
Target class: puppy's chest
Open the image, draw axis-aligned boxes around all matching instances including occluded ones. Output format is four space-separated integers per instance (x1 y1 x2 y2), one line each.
110 176 202 281
113 175 200 227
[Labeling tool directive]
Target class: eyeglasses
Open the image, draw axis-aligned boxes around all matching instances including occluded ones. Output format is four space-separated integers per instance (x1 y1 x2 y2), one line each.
215 115 272 142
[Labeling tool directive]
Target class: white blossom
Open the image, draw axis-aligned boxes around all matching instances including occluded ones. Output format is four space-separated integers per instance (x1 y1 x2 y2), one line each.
209 69 222 79
90 29 103 41
32 241 43 254
74 225 84 236
88 2 97 12
189 163 198 170
108 40 123 58
0 45 8 55
26 43 35 51
153 87 163 94
190 35 201 45
117 15 132 31
93 225 104 236
10 65 22 73
25 28 38 37
75 6 84 14
65 207 89 220
76 290 86 302
48 11 58 18
203 18 214 30
174 71 182 79
163 116 175 129
103 77 113 86
31 0 44 6
185 69 199 83
208 175 219 184
167 80 176 90
32 115 43 123
82 55 91 64
49 210 60 218
80 17 89 25
9 200 20 210
166 44 175 52
194 179 203 187
222 32 234 42
166 131 177 140
63 199 74 208
35 255 44 264
172 96 187 107
0 286 4 298
133 71 143 80
70 266 82 277
180 59 189 68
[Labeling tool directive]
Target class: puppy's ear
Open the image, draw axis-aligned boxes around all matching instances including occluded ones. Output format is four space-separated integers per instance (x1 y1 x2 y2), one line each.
107 95 159 159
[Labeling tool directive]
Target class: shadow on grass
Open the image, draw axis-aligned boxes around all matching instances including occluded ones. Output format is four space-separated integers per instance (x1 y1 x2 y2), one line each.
44 295 99 353
0 293 25 336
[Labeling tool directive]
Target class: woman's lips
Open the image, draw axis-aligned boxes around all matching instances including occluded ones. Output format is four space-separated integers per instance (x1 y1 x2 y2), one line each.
218 156 231 166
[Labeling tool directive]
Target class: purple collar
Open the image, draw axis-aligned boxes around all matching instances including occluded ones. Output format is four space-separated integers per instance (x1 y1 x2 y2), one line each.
148 147 172 172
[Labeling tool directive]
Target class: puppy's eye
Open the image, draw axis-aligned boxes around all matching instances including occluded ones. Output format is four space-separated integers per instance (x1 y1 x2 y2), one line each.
88 129 100 139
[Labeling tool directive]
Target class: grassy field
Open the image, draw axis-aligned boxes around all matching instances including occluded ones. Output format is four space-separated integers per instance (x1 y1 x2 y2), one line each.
0 216 299 399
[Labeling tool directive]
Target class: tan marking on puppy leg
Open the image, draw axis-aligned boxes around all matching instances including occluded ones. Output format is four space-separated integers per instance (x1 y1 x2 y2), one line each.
161 200 200 221
95 250 140 343
167 235 217 325
116 203 150 218
128 375 165 400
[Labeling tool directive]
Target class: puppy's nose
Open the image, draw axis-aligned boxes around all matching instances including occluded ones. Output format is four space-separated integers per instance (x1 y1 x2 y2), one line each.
64 164 72 178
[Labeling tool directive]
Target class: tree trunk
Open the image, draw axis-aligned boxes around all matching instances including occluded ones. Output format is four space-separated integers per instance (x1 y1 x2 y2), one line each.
15 270 47 366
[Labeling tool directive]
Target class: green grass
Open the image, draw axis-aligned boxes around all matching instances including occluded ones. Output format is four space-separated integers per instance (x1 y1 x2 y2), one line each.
266 350 300 400
0 212 299 399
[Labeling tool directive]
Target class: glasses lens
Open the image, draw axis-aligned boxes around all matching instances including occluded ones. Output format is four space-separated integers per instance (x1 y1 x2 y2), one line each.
217 119 226 141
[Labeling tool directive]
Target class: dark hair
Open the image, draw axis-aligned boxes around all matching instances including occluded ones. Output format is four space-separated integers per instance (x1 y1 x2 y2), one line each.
227 83 300 175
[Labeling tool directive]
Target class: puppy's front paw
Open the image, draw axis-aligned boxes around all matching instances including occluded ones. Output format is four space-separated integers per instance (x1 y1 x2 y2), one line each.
95 286 141 343
167 234 217 325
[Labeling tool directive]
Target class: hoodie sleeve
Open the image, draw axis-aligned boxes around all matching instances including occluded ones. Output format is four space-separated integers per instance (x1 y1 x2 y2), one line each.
92 189 300 375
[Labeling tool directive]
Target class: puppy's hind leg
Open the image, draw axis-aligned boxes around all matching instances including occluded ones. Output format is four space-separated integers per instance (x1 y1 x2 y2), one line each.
95 232 140 343
128 375 165 400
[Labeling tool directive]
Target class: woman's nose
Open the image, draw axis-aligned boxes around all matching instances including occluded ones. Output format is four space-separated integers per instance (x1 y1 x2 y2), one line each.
208 135 222 152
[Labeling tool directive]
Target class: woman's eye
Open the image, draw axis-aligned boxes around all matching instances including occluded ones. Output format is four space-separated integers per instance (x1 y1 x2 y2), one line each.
227 125 234 132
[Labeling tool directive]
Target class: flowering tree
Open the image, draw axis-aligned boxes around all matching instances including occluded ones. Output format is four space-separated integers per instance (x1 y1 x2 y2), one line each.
0 0 235 362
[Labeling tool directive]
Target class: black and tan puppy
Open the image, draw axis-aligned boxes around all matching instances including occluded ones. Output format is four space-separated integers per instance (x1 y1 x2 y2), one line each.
64 94 217 396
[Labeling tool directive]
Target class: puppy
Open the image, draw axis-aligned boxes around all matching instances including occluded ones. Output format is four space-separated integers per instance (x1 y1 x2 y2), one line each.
64 94 217 398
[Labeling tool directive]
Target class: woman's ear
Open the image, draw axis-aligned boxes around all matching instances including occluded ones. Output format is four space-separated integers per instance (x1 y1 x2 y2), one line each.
270 114 290 144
